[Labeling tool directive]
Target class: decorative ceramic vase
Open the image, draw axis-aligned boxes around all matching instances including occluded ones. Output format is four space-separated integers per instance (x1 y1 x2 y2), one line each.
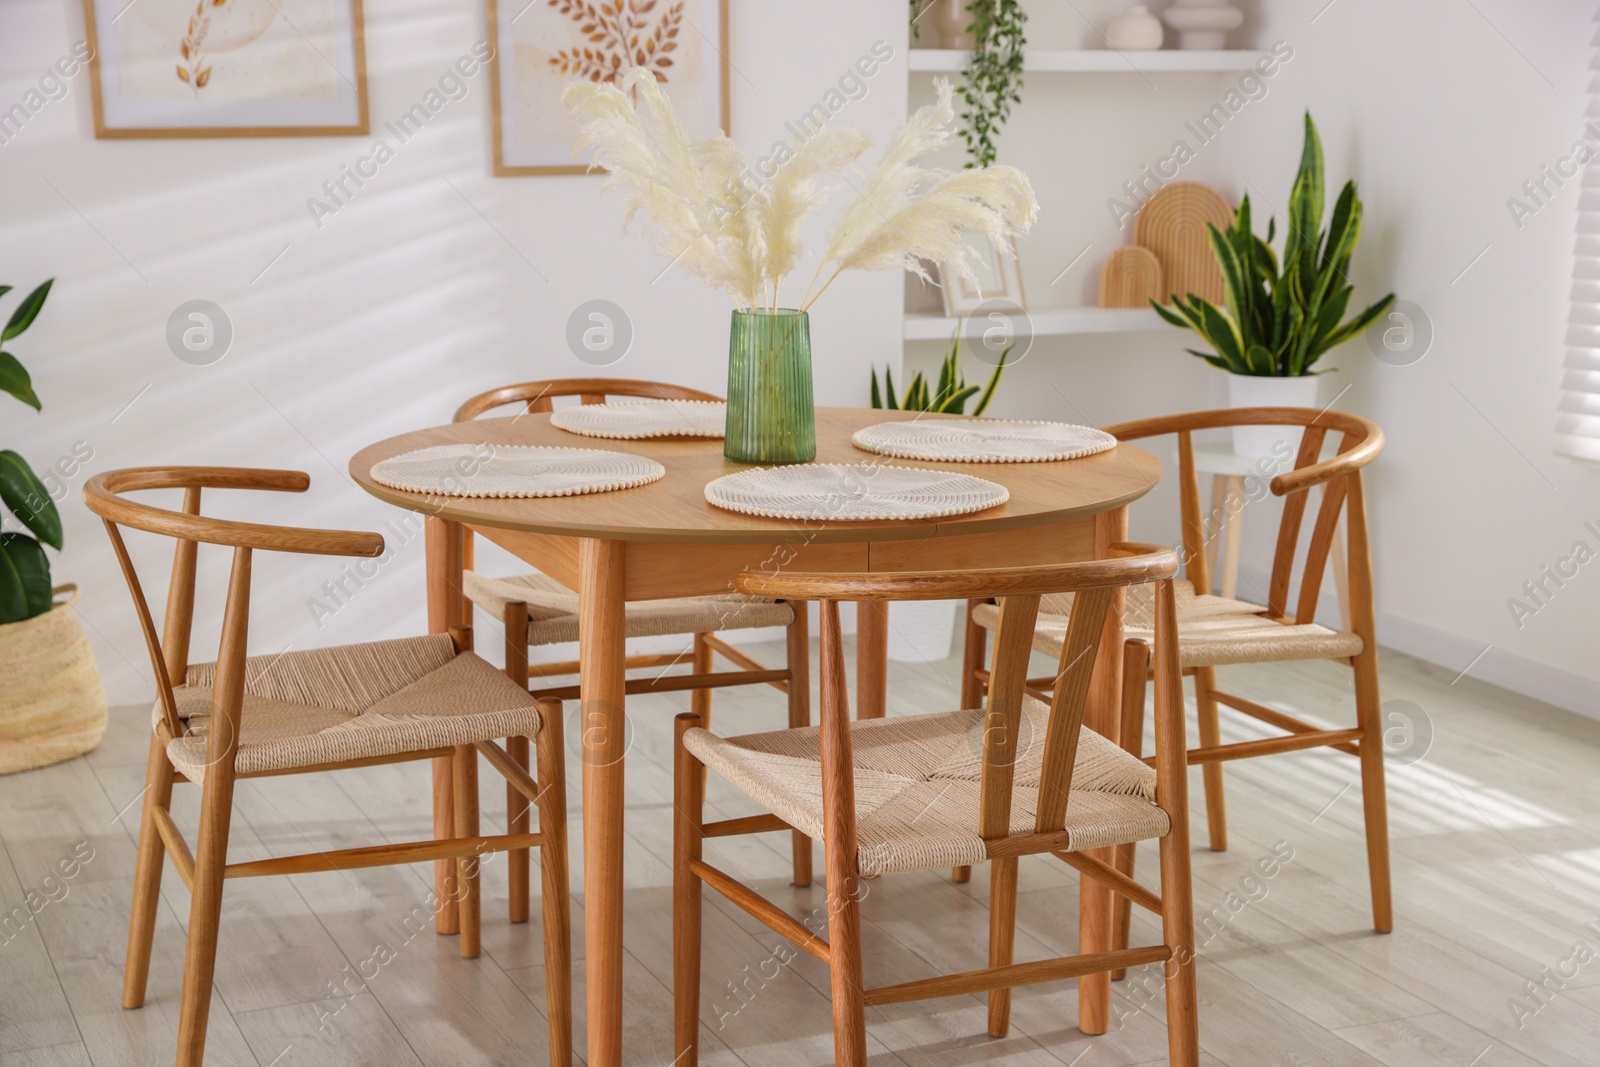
1162 0 1244 50
1106 5 1164 51
1225 373 1319 458
928 0 976 49
725 309 816 464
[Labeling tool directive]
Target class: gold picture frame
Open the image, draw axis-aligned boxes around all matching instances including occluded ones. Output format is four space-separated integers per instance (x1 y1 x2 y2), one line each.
487 0 731 177
83 0 369 139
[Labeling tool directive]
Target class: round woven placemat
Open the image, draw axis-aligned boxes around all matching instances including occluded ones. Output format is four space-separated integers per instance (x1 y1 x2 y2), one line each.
550 399 726 440
371 444 664 498
704 462 1008 521
852 419 1117 463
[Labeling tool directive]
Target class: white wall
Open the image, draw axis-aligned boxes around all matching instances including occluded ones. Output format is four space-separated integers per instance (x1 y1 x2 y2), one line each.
7 0 1600 719
1225 0 1600 716
911 0 1600 719
0 0 907 704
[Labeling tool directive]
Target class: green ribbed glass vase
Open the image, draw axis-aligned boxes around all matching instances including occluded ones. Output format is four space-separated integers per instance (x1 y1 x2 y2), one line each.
724 308 816 464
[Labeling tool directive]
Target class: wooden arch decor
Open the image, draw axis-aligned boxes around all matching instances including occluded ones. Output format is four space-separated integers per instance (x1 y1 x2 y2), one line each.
1133 182 1234 306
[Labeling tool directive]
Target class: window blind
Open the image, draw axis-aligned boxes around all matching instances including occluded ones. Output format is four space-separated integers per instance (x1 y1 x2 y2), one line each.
1558 24 1600 461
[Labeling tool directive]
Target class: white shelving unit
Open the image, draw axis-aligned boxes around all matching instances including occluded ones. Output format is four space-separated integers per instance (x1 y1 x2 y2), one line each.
903 46 1265 346
907 48 1268 73
904 307 1164 341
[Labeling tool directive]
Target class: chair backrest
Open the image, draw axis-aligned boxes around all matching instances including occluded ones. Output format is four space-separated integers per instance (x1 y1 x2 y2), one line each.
453 378 722 423
739 544 1183 842
82 467 384 744
1105 407 1383 631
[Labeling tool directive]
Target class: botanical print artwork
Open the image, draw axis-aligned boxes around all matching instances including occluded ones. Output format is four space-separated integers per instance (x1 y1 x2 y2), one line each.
489 0 725 175
85 0 366 136
117 0 339 101
545 0 683 85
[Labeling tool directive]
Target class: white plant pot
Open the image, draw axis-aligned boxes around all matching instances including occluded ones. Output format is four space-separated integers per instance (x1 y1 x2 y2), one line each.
887 599 961 663
1225 373 1320 459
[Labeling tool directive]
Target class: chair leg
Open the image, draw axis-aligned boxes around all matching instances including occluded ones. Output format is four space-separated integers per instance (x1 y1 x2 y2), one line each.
505 600 532 925
453 744 482 959
534 698 573 1066
825 855 868 1066
507 736 532 925
175 766 238 1067
1192 666 1228 851
1159 810 1201 1067
953 601 990 886
986 857 1019 1037
691 633 713 735
1352 650 1394 932
123 732 176 1009
785 603 813 888
673 713 705 1067
1112 638 1151 979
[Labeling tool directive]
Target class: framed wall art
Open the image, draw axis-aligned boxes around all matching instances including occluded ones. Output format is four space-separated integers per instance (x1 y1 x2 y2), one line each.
82 0 368 138
939 231 1027 317
487 0 730 176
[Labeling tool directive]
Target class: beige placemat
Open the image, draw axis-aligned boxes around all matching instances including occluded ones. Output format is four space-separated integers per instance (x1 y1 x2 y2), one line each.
371 444 664 498
704 462 1008 521
550 400 726 439
852 419 1117 463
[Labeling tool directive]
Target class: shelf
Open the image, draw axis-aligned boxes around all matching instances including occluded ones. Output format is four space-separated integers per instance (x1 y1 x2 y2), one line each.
904 307 1166 341
907 48 1267 73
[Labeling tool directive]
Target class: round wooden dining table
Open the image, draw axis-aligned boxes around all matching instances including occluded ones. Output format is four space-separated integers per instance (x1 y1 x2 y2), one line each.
350 406 1162 1067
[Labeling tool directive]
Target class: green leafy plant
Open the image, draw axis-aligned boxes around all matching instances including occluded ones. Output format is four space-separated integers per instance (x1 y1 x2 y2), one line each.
909 0 1027 167
0 279 62 625
1152 113 1394 376
870 328 1008 413
959 1 1026 168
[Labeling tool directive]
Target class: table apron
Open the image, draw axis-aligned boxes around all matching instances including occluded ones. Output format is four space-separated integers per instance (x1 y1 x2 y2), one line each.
472 517 1098 600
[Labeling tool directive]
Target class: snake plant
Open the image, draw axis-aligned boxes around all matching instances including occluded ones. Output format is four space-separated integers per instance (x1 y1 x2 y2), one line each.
870 327 1008 414
1153 113 1394 376
0 279 62 625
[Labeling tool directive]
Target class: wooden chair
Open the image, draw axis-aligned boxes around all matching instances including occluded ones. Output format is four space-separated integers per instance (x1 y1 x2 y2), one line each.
962 406 1392 934
456 378 814 897
84 468 572 1067
672 546 1200 1067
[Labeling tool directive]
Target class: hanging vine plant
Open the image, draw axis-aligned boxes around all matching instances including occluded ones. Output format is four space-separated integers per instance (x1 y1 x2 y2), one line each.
911 0 1027 168
960 0 1026 168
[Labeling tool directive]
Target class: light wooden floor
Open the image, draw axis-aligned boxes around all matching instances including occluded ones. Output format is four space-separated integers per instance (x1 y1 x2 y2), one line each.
3 638 1598 1067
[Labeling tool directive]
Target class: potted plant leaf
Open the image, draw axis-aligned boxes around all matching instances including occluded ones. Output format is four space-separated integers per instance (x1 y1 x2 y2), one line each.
0 279 107 774
867 329 1009 663
869 328 1010 416
1152 113 1394 456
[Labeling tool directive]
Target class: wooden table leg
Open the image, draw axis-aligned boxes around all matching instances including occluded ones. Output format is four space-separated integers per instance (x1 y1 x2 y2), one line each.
1079 505 1128 1035
425 517 465 936
579 538 628 1067
856 601 888 719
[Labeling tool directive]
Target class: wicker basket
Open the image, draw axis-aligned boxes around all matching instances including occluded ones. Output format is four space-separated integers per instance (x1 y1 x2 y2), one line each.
0 585 108 775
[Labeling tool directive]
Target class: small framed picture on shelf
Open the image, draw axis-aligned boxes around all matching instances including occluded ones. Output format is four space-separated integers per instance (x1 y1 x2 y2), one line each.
82 0 369 138
487 0 731 176
938 231 1027 317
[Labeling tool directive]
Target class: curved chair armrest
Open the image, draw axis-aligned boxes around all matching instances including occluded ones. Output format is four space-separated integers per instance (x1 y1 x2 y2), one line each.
84 469 384 558
1104 406 1383 496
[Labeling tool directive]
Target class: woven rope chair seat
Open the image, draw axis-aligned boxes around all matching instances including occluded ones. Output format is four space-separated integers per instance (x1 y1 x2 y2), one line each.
686 697 1168 878
973 580 1364 669
154 635 542 783
463 570 795 646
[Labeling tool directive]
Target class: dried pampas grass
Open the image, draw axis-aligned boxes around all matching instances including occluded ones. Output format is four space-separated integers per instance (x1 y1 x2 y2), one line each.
563 71 1036 312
